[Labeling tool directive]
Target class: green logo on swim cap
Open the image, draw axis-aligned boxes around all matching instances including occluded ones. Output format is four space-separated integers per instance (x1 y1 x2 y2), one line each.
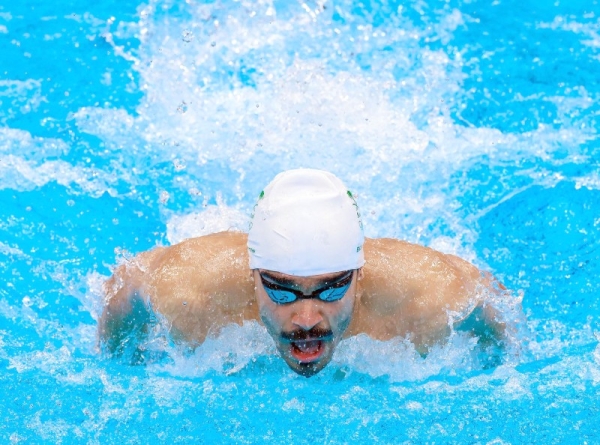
249 190 265 230
347 190 363 231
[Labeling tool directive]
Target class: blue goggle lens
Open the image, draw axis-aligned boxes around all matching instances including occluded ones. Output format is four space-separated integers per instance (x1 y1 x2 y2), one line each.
263 287 298 304
260 271 354 304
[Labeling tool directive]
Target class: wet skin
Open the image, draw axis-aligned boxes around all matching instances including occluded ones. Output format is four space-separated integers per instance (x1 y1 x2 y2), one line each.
254 269 360 377
99 232 513 376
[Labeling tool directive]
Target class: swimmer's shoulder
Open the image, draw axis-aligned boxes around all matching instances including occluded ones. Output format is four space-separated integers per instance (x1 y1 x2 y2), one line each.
144 231 256 343
149 231 252 300
359 238 482 331
152 231 248 264
363 237 477 282
101 231 255 348
360 237 440 317
363 237 454 276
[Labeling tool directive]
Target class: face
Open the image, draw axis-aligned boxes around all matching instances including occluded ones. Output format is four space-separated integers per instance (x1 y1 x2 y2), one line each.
253 268 361 377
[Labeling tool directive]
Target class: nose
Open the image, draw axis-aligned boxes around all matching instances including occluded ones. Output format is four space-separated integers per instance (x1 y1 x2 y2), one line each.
291 300 323 331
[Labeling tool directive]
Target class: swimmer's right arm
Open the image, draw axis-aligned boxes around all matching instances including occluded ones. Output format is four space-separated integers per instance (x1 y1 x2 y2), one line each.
98 249 164 355
98 233 256 356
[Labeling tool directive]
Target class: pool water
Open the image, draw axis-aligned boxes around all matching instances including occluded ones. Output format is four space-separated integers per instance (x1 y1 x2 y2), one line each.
1 0 600 442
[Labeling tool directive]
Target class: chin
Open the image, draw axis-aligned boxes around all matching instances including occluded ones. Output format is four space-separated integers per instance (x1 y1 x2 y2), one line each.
285 357 330 377
280 345 333 377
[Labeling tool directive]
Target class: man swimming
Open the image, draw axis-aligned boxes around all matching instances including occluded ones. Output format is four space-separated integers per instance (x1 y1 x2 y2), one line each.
99 169 509 376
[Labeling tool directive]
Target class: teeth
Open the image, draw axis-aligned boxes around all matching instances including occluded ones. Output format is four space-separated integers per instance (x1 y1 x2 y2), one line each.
294 341 320 353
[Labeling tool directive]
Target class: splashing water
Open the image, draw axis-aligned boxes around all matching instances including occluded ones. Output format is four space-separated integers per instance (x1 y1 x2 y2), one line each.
1 0 600 442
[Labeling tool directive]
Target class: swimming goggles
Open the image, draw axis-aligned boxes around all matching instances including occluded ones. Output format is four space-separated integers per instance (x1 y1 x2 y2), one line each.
259 270 355 304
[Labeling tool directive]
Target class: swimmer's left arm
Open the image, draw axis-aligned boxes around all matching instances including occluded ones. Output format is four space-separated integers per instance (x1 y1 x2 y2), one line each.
453 291 507 348
360 238 520 350
445 254 511 347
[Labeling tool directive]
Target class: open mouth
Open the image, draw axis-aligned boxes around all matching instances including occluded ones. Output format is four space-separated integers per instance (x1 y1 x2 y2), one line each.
289 340 326 363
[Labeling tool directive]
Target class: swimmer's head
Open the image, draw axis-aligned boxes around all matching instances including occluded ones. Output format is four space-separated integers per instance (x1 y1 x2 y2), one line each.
252 268 362 377
247 168 365 276
248 169 365 376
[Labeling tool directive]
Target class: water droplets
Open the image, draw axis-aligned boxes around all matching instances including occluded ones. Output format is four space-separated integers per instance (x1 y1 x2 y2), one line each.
173 159 186 171
181 30 193 43
159 190 170 204
176 101 188 114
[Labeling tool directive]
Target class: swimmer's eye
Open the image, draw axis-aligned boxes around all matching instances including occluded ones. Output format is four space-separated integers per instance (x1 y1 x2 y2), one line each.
263 286 298 304
316 272 353 302
259 271 354 304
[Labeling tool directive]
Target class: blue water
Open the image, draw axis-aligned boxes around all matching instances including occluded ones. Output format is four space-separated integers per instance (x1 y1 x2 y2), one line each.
1 0 600 442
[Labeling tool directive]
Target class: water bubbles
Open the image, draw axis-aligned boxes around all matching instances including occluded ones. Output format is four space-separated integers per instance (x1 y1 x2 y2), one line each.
166 205 248 244
181 30 193 43
153 321 276 377
176 101 188 114
173 159 186 171
159 190 170 204
282 398 305 413
1 1 599 442
9 432 26 444
113 247 133 263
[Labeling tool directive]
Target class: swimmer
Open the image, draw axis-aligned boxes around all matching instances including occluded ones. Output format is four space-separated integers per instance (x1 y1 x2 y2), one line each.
99 169 511 376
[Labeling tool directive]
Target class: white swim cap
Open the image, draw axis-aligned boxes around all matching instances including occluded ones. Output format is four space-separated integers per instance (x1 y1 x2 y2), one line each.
248 169 365 276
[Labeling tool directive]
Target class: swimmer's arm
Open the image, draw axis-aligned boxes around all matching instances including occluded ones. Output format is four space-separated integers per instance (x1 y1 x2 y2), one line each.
453 290 506 346
98 233 256 354
446 255 511 345
98 249 164 355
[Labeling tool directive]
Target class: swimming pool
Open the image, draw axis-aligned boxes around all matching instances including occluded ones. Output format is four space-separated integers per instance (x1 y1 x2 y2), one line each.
1 0 599 442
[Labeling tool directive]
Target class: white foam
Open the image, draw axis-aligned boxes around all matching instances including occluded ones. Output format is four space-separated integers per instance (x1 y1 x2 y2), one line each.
0 128 117 194
154 320 276 377
0 79 46 118
25 412 71 443
0 241 27 258
0 127 66 159
575 171 600 190
166 203 248 245
62 0 594 252
333 332 482 381
3 0 596 387
59 0 596 380
539 15 600 50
